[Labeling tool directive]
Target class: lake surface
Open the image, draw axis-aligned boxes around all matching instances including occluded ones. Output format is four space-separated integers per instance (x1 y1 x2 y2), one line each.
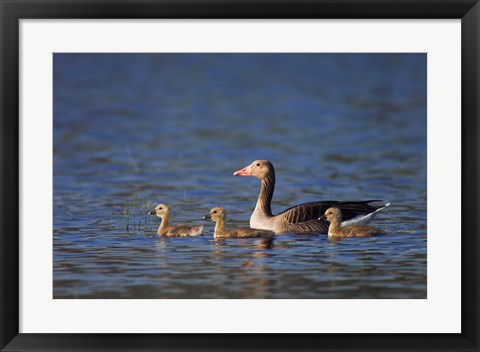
53 53 427 299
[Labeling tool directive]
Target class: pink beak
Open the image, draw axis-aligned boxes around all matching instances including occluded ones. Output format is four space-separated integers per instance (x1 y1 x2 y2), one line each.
233 164 252 176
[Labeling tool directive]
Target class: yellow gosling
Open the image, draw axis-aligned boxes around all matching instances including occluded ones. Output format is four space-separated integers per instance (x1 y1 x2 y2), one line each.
323 207 386 239
148 204 203 237
203 207 274 239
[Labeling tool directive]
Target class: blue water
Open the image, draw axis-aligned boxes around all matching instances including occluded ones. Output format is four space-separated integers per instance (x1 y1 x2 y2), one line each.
53 53 426 298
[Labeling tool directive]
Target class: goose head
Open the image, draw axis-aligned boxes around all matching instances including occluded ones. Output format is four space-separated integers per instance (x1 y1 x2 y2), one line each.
322 207 342 223
148 203 170 218
203 206 225 222
233 160 274 180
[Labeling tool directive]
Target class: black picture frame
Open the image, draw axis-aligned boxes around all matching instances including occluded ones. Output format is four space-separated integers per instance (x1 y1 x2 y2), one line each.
1 1 479 351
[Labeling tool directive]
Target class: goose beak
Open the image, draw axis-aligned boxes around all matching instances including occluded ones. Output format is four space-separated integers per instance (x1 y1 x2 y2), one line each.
203 214 212 220
319 214 327 221
148 210 156 215
233 165 252 176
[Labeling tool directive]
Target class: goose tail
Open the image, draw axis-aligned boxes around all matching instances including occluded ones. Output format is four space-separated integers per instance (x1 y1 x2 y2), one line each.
341 202 390 227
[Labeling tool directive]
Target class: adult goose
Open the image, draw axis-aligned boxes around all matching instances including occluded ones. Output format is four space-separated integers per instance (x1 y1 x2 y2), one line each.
233 160 390 234
148 204 203 237
203 207 274 239
321 207 387 239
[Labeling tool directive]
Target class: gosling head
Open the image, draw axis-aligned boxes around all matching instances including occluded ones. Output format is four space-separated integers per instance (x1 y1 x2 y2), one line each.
203 206 225 222
323 207 342 223
148 204 170 218
233 160 274 180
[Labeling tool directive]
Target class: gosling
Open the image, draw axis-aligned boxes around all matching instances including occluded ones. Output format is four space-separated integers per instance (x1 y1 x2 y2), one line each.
148 204 203 237
203 207 274 239
322 207 386 238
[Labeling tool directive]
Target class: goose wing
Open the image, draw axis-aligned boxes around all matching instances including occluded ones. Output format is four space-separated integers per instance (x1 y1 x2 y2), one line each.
279 200 382 224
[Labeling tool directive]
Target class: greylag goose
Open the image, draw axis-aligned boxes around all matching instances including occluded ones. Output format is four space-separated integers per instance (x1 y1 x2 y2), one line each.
148 204 203 237
203 207 274 239
321 207 386 238
233 160 390 234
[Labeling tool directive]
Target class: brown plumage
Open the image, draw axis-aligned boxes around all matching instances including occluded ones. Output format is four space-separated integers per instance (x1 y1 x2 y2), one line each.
322 207 386 238
203 207 274 239
233 160 389 234
148 204 203 237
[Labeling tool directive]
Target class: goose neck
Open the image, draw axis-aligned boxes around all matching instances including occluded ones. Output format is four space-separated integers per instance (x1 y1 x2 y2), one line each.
255 173 275 216
214 218 226 237
328 216 341 232
158 215 170 236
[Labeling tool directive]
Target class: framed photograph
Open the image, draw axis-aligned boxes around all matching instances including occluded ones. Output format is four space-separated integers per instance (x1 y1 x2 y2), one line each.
1 0 479 351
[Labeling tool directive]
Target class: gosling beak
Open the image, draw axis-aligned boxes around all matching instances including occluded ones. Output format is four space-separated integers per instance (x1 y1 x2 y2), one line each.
233 164 252 176
148 210 157 215
203 213 212 220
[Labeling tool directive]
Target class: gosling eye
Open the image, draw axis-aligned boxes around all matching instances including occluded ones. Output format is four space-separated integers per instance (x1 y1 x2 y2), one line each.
213 210 217 214
256 163 260 166
159 207 163 210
